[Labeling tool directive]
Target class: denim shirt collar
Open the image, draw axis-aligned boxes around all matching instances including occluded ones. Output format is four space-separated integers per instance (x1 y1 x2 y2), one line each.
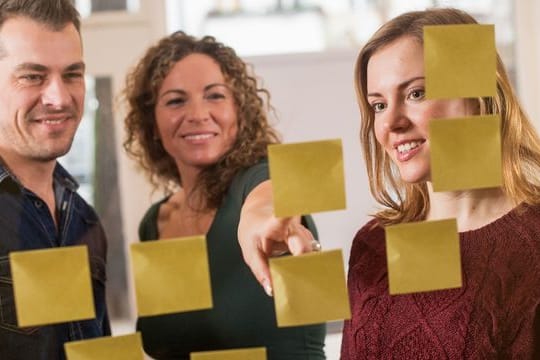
0 161 79 193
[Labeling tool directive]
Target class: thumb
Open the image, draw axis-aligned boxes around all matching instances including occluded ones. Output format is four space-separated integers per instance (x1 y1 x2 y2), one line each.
286 222 316 255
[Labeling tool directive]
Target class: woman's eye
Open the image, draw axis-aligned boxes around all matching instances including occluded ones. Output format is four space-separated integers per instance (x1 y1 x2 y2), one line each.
165 98 186 106
372 102 386 113
409 89 425 100
206 92 226 100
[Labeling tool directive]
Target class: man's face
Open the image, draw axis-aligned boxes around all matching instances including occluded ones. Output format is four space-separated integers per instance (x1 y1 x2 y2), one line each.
0 16 85 164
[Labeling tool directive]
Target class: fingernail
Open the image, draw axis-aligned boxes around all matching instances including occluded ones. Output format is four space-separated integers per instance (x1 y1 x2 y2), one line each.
262 279 273 297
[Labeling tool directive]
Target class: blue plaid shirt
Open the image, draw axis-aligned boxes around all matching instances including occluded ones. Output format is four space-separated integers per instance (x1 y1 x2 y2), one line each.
0 162 110 360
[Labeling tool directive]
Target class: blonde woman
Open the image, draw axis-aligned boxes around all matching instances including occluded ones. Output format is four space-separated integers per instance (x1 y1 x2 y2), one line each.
341 8 540 359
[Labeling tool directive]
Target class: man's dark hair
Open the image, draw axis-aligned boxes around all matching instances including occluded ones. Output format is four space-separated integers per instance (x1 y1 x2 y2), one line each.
0 0 80 32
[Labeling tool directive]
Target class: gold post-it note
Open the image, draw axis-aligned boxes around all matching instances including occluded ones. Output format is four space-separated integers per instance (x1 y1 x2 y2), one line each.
9 245 95 327
65 333 144 360
269 249 350 327
424 24 496 99
385 219 462 295
430 115 501 192
130 236 212 316
191 347 266 360
268 139 346 217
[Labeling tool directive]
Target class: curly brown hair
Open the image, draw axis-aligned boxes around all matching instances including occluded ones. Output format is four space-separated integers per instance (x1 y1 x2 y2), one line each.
123 31 280 209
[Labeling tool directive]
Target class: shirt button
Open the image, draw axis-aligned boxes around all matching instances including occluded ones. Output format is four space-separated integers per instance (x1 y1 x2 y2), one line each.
34 200 43 208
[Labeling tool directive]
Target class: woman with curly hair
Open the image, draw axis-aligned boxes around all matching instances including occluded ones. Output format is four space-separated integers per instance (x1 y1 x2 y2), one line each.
340 8 540 359
123 31 326 360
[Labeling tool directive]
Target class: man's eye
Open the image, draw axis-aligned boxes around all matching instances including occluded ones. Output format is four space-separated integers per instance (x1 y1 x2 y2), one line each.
19 74 44 84
64 72 84 80
372 102 386 113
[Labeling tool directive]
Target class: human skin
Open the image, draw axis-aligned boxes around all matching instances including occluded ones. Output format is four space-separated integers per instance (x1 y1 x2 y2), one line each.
154 53 238 178
367 36 474 184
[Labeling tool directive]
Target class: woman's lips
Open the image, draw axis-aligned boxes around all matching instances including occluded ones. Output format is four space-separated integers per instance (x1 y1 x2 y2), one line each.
395 140 424 162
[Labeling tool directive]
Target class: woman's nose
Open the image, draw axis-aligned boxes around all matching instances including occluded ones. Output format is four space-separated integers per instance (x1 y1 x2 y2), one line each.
382 103 411 132
186 99 209 122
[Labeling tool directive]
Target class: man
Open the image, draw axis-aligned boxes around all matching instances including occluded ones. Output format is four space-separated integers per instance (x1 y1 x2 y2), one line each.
0 0 110 358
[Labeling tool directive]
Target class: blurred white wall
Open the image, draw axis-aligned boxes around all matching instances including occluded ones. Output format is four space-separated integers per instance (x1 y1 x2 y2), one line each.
515 0 540 130
244 50 375 264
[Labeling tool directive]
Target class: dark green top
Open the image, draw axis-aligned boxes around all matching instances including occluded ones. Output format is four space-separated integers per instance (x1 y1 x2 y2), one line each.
136 161 326 360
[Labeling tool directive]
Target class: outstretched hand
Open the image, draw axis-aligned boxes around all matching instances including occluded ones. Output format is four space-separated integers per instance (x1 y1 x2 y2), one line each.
238 181 320 296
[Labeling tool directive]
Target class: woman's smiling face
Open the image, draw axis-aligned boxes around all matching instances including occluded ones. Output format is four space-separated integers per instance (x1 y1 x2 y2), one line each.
367 36 476 184
154 53 238 174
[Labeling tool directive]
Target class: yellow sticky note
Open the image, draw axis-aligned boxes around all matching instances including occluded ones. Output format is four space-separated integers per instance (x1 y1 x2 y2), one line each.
9 246 95 327
424 24 496 99
130 236 212 316
268 139 346 217
385 219 462 295
191 347 266 360
430 115 501 192
269 249 350 327
65 333 144 360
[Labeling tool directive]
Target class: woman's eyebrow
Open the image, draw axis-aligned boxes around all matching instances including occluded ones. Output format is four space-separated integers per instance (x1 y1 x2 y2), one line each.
367 76 425 98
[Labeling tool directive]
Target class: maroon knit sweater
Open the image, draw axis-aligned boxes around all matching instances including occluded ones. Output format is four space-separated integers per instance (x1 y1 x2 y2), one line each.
341 204 540 359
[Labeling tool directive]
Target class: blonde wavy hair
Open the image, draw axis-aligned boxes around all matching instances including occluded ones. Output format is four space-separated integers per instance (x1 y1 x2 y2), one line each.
355 8 540 225
123 31 280 209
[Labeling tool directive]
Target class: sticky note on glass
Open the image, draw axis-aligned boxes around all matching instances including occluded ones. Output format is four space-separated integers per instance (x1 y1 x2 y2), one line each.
269 249 350 327
130 236 212 316
268 139 346 217
191 347 266 360
9 245 95 327
385 219 462 295
65 333 144 360
430 115 501 192
424 24 496 99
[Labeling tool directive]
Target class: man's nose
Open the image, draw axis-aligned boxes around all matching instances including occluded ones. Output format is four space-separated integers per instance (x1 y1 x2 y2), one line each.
41 77 71 109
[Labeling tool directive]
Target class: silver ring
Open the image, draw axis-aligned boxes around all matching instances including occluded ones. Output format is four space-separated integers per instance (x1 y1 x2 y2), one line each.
311 240 322 252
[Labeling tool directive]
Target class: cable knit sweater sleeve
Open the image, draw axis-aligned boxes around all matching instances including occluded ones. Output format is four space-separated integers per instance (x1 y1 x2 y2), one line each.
341 204 540 360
